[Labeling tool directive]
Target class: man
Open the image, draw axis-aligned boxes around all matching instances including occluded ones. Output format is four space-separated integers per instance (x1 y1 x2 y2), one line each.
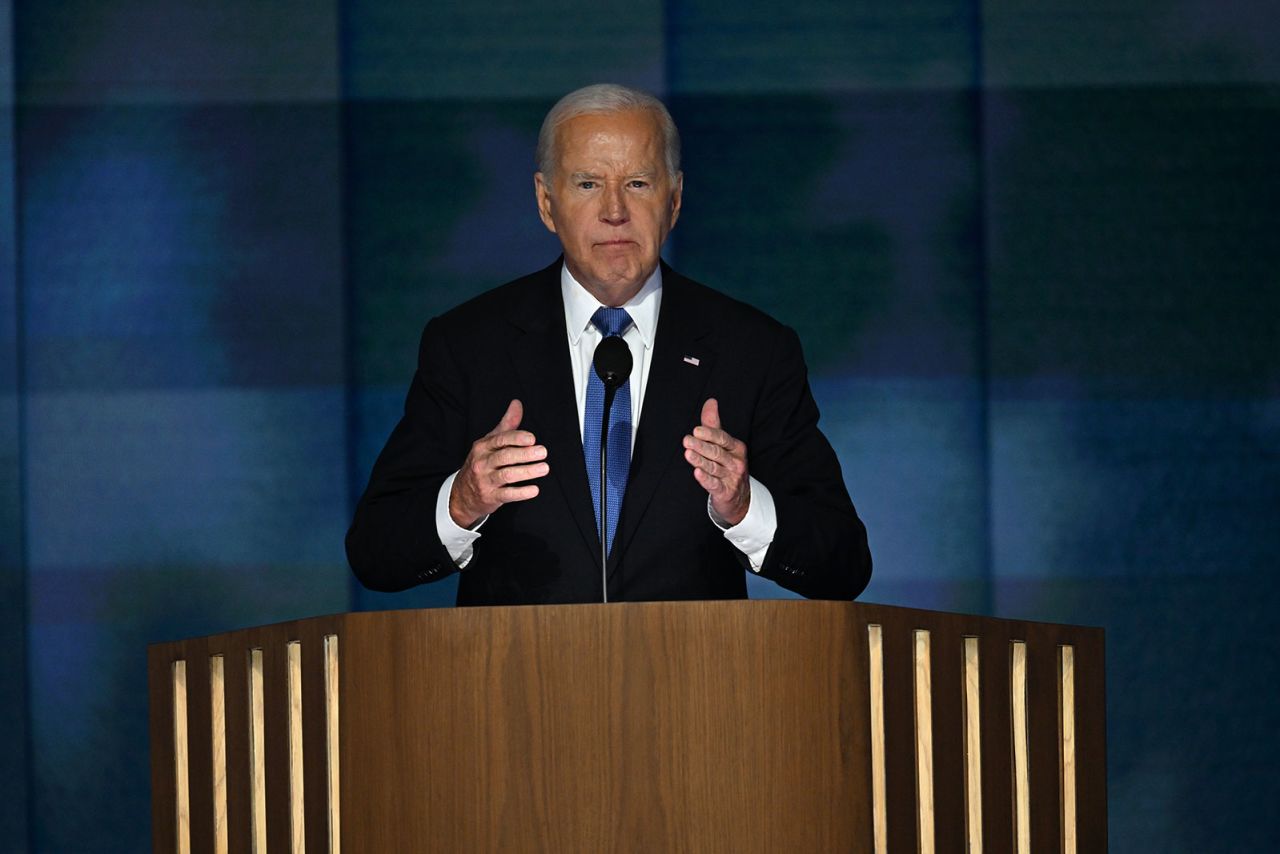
346 84 871 605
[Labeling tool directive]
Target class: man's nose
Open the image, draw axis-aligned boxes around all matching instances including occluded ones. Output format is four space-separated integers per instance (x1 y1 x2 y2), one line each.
600 184 628 225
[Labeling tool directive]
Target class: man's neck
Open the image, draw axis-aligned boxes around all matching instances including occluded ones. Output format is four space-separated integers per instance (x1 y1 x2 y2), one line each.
565 264 658 307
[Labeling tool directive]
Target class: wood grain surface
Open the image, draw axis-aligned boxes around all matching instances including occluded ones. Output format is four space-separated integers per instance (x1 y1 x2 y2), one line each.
146 599 1106 853
338 601 866 851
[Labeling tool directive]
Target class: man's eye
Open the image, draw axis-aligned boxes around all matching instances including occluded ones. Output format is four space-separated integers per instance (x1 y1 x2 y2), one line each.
578 181 596 190
629 180 649 189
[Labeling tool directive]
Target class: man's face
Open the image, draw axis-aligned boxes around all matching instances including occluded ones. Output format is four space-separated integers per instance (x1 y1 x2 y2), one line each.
535 108 683 305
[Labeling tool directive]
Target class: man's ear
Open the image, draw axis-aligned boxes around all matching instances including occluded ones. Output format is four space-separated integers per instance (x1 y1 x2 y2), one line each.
534 173 557 234
669 171 684 228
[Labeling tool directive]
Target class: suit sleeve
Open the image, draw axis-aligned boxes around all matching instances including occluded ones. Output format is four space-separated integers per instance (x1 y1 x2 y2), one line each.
746 324 872 599
345 317 471 591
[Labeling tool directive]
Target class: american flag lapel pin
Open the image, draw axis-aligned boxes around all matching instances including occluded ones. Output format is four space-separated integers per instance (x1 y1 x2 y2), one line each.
682 355 701 367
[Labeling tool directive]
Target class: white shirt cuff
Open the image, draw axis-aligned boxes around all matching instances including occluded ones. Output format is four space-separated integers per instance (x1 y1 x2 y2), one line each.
435 471 485 568
707 475 777 572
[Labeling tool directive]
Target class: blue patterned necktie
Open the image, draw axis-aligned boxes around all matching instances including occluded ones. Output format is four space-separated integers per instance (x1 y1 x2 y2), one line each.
583 307 633 559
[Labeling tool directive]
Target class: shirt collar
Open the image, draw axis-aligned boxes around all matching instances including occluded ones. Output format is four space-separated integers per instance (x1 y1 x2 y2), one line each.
561 262 662 349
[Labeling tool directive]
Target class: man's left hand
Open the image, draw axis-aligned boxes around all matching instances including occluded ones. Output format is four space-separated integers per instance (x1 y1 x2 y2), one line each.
683 398 750 526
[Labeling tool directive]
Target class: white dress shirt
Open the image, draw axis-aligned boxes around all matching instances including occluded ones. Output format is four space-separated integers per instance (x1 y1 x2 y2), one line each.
434 263 777 571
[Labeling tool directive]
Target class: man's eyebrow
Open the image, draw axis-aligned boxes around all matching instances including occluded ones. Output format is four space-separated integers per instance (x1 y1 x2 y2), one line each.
567 170 658 180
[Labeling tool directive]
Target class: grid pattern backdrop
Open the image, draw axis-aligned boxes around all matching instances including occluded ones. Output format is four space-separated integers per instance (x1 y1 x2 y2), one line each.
1 1 1277 849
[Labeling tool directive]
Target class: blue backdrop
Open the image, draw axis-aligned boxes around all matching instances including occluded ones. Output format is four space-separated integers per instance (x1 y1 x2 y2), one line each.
1 1 1277 849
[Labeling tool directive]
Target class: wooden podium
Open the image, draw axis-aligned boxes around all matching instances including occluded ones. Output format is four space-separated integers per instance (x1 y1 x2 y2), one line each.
149 601 1105 852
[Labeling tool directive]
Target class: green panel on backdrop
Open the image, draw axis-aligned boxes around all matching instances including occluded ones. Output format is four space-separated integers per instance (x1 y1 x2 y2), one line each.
986 86 1280 395
984 0 1280 87
343 0 664 99
669 0 975 92
346 98 552 387
16 0 339 103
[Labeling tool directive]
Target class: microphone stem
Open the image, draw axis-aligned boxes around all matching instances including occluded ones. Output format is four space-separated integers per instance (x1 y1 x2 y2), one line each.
599 384 616 603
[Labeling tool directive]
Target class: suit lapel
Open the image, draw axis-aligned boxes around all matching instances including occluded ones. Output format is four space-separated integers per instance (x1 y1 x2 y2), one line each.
504 263 601 564
611 267 715 573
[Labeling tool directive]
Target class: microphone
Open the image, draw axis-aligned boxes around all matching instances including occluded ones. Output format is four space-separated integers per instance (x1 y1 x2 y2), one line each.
592 335 632 602
593 335 632 391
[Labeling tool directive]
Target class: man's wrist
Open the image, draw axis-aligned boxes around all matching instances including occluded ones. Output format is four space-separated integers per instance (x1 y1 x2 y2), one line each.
708 476 777 571
437 472 485 567
708 494 747 530
447 475 490 530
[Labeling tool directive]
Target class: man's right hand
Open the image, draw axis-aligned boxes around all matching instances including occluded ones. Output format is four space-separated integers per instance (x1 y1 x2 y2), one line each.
449 399 549 528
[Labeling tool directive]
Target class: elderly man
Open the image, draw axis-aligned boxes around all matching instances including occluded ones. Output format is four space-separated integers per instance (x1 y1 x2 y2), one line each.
346 84 871 605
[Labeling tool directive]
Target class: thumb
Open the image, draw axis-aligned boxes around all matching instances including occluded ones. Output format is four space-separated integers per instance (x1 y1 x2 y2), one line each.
701 397 721 430
489 399 523 435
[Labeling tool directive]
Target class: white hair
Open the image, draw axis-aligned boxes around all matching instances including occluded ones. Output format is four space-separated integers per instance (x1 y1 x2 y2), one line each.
535 83 681 179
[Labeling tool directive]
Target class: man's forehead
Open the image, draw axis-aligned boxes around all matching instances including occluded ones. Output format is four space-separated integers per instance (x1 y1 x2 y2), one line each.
564 107 659 129
559 111 660 145
557 115 662 166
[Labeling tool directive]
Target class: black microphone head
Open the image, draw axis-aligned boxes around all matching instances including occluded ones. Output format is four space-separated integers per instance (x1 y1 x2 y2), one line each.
593 335 633 390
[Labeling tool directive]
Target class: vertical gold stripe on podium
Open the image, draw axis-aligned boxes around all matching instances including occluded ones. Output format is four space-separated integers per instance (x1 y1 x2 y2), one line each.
287 641 306 853
867 624 887 854
913 630 935 854
1060 645 1077 854
1011 641 1030 854
248 648 267 854
324 634 341 854
172 660 191 854
210 654 228 854
962 637 983 854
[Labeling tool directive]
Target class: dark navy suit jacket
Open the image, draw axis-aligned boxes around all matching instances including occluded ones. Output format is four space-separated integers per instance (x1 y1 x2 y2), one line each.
346 259 871 605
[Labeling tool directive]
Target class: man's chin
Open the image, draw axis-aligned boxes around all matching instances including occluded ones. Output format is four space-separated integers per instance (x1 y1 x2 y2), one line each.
566 244 655 286
578 265 652 302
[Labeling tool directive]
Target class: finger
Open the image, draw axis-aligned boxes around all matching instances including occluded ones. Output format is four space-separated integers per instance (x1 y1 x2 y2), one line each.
690 425 739 452
460 442 538 490
487 430 538 452
495 483 540 503
692 466 725 495
500 398 523 431
487 399 523 437
701 397 721 430
684 446 725 479
684 434 745 470
683 434 723 462
490 444 548 469
491 461 550 486
690 425 721 445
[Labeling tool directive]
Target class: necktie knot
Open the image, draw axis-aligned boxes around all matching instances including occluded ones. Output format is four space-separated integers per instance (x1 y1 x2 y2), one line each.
591 307 632 339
